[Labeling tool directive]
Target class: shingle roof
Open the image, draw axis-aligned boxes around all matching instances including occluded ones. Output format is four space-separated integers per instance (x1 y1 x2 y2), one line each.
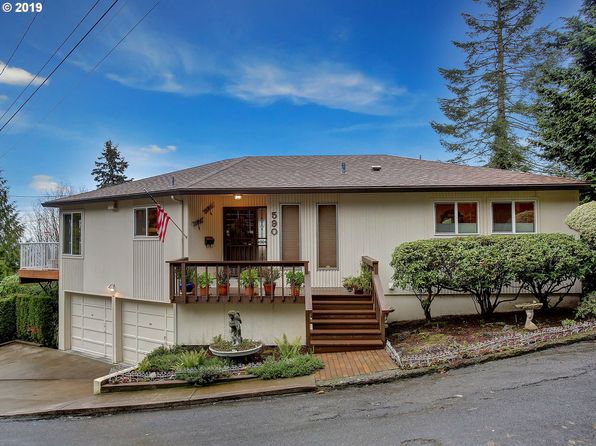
44 155 589 206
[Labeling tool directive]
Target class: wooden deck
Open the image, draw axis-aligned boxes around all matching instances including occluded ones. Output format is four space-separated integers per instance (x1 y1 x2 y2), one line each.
314 349 398 381
18 268 59 283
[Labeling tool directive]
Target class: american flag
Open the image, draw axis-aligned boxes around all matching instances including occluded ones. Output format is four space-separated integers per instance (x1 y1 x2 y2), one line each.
155 205 171 242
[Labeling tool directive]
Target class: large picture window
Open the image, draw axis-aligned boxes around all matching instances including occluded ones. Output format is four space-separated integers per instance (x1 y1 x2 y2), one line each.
134 207 158 237
62 211 82 255
318 204 337 268
492 201 535 233
434 202 478 235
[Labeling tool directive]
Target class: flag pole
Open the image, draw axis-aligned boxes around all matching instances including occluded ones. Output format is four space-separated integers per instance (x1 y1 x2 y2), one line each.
142 188 188 239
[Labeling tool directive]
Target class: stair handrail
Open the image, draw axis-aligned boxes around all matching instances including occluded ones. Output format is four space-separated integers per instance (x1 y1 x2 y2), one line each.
362 256 393 343
304 270 313 346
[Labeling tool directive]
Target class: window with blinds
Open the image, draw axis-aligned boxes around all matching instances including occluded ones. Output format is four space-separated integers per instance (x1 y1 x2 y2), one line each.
318 204 337 268
281 205 300 260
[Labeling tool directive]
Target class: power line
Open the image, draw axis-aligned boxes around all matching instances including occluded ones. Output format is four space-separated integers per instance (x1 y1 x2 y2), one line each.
0 0 121 135
0 4 42 77
0 0 162 159
0 0 103 124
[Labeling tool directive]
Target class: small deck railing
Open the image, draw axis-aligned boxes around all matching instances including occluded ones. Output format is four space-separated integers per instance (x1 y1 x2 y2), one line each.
20 242 59 270
167 259 311 304
362 256 393 343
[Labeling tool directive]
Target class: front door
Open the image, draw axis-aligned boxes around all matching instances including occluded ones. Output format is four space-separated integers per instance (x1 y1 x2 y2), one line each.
223 207 267 261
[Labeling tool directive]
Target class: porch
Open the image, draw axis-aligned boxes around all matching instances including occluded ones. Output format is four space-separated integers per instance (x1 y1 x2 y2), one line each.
167 257 393 352
18 242 59 284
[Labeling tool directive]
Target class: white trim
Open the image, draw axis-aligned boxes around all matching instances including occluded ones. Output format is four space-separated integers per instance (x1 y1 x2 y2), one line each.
489 200 538 234
316 203 339 270
133 206 159 239
433 201 480 236
280 203 301 261
61 210 84 257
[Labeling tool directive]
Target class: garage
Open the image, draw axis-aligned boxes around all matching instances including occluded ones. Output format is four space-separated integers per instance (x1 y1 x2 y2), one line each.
122 300 174 364
70 294 113 361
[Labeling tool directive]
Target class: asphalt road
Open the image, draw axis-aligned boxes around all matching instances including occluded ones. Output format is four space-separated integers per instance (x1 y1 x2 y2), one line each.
1 341 595 446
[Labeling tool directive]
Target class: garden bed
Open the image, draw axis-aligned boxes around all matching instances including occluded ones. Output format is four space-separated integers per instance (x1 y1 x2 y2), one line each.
386 311 596 369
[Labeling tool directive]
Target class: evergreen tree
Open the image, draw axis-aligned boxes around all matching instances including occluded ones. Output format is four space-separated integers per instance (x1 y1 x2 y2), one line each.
0 171 24 276
431 0 554 170
533 0 595 198
91 140 131 188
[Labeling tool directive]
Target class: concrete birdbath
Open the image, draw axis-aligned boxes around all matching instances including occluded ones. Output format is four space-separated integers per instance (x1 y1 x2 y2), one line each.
515 301 543 331
208 311 263 358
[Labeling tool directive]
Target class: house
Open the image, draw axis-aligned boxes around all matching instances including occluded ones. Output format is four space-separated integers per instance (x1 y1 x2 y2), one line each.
40 154 587 363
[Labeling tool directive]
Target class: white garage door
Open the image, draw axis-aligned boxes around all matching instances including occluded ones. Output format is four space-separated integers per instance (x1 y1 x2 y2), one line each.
71 295 113 361
122 301 174 364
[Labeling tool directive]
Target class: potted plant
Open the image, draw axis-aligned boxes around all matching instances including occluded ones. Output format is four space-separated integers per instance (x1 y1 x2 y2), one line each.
239 268 259 297
216 269 229 297
197 271 214 297
342 276 357 293
261 268 280 296
285 270 304 297
177 268 197 293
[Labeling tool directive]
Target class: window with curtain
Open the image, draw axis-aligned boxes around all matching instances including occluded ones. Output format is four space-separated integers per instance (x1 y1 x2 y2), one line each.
318 204 337 268
281 205 300 261
492 201 535 233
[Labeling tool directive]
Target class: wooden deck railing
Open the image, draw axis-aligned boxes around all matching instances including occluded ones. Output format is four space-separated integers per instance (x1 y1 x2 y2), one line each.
167 259 310 304
304 270 313 346
362 256 393 343
20 242 59 270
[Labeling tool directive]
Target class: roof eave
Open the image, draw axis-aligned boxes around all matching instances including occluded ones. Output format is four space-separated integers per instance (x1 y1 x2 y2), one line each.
42 182 590 207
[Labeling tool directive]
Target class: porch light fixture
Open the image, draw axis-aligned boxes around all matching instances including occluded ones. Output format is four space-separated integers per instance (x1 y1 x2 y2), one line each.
107 283 117 296
234 194 242 200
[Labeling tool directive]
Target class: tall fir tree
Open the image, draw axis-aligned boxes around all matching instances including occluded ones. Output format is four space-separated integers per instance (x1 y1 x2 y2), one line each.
431 0 554 171
0 171 24 276
91 140 131 189
533 0 595 198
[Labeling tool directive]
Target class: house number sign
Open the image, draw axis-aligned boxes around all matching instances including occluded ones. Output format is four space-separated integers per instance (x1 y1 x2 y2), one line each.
270 211 278 235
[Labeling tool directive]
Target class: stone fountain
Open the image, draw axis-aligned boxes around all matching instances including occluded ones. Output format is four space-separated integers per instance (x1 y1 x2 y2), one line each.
208 311 263 358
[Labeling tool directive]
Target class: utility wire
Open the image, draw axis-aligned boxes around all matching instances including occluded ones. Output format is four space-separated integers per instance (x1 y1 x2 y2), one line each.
0 0 162 159
0 0 103 124
0 0 121 135
0 4 42 77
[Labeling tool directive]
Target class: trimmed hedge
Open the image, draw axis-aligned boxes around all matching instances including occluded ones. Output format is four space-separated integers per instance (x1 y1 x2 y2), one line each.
0 297 16 343
15 295 58 347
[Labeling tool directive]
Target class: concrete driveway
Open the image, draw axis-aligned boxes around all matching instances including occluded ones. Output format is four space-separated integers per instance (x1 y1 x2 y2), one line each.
0 342 112 416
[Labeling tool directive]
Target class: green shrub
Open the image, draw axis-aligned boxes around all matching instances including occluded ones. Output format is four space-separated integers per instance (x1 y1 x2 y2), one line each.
0 275 21 297
575 293 596 320
209 335 261 352
175 365 226 386
137 345 187 372
391 239 453 322
0 297 16 343
274 334 302 359
561 319 577 328
15 295 58 347
566 201 596 248
248 354 324 380
176 349 209 369
508 234 593 310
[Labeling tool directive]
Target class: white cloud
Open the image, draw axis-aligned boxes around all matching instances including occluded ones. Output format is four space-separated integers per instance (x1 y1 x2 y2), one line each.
29 175 59 192
0 61 45 86
83 25 403 115
140 144 177 154
0 94 7 101
227 62 404 115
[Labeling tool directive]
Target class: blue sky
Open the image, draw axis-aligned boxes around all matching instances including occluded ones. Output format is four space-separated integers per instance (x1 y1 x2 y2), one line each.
0 0 582 215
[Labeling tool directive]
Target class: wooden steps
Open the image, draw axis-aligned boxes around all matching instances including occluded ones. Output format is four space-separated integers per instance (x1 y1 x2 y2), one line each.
309 293 384 353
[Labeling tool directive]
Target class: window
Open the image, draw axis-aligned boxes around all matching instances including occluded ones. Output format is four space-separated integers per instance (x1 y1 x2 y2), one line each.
134 207 158 237
434 202 478 235
318 204 337 268
62 212 82 255
281 205 300 261
492 201 535 233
